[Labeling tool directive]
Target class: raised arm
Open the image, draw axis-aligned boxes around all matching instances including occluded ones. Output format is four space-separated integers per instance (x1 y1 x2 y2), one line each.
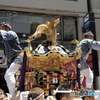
88 39 100 50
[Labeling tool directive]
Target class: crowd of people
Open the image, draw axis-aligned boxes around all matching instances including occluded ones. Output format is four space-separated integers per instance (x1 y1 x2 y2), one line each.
0 83 100 100
0 21 100 100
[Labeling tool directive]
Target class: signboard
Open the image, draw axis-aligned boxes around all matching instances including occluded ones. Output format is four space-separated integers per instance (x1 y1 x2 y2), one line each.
82 12 95 33
83 13 89 23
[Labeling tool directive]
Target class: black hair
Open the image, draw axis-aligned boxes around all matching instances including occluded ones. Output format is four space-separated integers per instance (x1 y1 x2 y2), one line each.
81 96 85 100
55 84 71 100
0 22 12 30
57 83 71 91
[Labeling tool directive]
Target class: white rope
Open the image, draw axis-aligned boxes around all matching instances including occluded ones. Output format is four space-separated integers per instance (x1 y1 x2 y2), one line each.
29 92 44 100
53 88 74 95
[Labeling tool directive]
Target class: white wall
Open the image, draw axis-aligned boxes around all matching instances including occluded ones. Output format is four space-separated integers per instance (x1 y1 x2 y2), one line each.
0 0 87 15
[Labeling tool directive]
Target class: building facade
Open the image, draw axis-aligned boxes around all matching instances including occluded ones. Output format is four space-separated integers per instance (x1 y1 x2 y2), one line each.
1 0 100 90
0 0 88 62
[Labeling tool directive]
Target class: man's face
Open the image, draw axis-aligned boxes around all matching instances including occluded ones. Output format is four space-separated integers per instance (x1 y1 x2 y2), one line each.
38 94 44 100
66 96 74 100
87 35 94 40
62 94 74 100
0 93 5 99
0 24 9 31
0 25 6 30
84 96 95 100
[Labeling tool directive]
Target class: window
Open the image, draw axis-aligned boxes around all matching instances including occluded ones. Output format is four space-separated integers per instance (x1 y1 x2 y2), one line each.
63 17 77 40
65 0 77 1
12 14 30 23
0 11 77 51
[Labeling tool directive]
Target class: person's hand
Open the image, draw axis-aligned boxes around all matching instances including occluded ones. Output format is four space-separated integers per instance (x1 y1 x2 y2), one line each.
3 97 11 100
1 57 7 64
46 96 56 100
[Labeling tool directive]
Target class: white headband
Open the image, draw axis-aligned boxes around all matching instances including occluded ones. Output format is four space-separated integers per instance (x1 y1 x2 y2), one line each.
53 88 73 95
29 92 44 100
95 90 100 93
84 31 94 37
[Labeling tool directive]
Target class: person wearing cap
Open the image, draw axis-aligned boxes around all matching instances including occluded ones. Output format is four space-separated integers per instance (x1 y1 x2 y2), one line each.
78 31 100 88
0 22 23 100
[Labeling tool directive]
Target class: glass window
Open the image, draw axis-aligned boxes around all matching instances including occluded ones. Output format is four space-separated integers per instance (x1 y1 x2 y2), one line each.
0 11 6 23
63 18 77 40
12 14 30 23
61 41 76 52
65 0 77 1
0 11 77 51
